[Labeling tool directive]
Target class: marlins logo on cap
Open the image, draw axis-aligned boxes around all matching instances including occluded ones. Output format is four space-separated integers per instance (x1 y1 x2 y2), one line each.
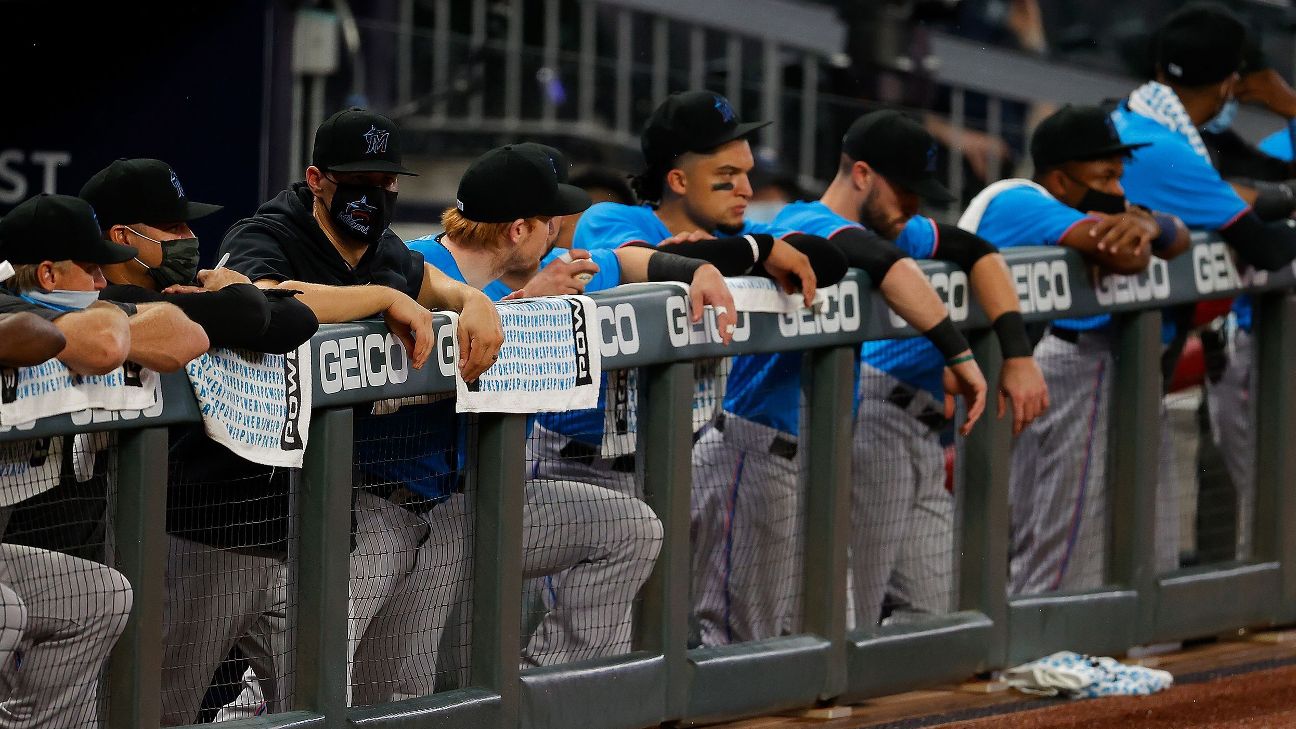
713 94 737 123
363 125 390 155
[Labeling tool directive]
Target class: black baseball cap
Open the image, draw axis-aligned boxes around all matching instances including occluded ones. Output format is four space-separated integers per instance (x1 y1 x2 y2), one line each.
1155 2 1247 86
312 107 417 175
641 91 770 166
79 158 222 228
1031 105 1150 171
0 194 138 265
455 145 591 223
512 143 570 183
841 110 954 204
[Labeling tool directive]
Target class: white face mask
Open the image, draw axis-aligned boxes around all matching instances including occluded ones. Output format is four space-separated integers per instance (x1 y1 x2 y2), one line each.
0 260 13 283
19 288 101 312
1202 98 1239 134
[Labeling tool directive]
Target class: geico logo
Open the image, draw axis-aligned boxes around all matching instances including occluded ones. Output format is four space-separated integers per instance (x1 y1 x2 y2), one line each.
1011 259 1072 314
436 322 457 377
319 333 410 394
598 303 640 357
778 281 861 337
666 296 751 347
69 397 165 426
888 270 969 327
1192 242 1243 295
1094 257 1171 306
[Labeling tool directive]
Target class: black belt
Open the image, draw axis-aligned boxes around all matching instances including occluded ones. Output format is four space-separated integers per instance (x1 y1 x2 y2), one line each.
1050 326 1081 344
558 439 636 473
713 414 798 460
884 385 948 432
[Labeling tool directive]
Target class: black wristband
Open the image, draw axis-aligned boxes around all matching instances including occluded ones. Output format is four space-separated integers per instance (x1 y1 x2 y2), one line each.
923 316 970 361
646 251 707 283
992 311 1033 359
1150 213 1178 252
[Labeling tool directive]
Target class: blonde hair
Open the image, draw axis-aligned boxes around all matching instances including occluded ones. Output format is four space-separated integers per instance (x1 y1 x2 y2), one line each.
440 208 550 251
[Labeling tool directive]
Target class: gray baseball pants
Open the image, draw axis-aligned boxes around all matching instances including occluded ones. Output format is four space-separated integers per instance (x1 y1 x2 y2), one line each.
1008 329 1111 595
159 536 288 725
1206 327 1255 561
690 413 803 645
0 543 131 729
850 367 953 629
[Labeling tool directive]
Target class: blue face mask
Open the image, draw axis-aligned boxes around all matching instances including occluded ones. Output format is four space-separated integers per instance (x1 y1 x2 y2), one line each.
19 289 101 312
1202 98 1239 134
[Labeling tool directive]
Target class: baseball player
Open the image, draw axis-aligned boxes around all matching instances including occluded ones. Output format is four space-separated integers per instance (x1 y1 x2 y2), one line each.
960 105 1187 594
569 90 858 645
1113 4 1296 571
77 158 321 724
0 195 199 729
390 144 739 686
217 107 504 707
774 109 1045 627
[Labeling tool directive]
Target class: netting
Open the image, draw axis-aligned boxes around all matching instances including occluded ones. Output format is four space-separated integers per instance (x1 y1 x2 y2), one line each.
0 432 130 728
691 352 806 646
349 396 472 704
521 365 662 666
850 343 959 630
1007 327 1111 596
161 425 297 724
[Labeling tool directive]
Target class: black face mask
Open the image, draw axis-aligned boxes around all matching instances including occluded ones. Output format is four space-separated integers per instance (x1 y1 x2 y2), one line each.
1064 173 1127 215
327 182 397 244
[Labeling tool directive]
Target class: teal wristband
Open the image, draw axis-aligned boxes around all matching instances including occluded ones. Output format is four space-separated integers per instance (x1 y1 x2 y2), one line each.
946 352 975 366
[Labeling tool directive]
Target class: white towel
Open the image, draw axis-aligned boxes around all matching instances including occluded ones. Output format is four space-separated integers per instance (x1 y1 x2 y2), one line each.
724 276 829 314
958 178 1054 234
454 296 603 413
184 343 313 468
0 360 159 428
1005 651 1173 699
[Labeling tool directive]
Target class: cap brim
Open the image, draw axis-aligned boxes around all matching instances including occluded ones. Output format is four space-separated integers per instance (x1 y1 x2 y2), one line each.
697 120 773 153
180 200 224 221
91 239 143 265
325 160 419 176
1076 141 1152 161
544 184 593 217
903 175 956 205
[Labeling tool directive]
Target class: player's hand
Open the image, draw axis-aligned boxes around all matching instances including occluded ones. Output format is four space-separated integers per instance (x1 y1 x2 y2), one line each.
942 355 988 436
161 284 207 295
998 355 1049 435
688 264 738 345
1089 210 1155 262
519 249 600 296
382 293 435 370
455 289 505 381
1236 68 1296 119
761 238 818 308
657 230 716 246
197 267 253 291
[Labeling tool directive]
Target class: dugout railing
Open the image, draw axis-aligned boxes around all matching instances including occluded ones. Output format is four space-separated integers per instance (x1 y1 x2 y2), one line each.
3 239 1296 729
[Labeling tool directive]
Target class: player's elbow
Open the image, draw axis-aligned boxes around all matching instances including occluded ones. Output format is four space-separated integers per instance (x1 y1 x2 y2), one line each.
71 334 132 376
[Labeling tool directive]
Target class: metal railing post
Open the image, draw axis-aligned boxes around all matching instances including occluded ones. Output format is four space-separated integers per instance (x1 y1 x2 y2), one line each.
470 413 528 725
637 362 695 719
1254 292 1296 622
293 407 354 726
1107 310 1163 640
801 346 855 700
957 331 1010 667
107 426 169 729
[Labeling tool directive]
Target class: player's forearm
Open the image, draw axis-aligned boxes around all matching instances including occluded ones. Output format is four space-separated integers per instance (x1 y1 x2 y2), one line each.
968 254 1020 321
613 246 655 281
0 313 66 367
258 280 399 323
879 259 950 332
53 304 132 375
127 303 210 372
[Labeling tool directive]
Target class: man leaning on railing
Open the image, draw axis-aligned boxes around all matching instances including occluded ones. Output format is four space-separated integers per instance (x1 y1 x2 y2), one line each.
215 107 504 709
76 157 321 724
0 194 206 729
